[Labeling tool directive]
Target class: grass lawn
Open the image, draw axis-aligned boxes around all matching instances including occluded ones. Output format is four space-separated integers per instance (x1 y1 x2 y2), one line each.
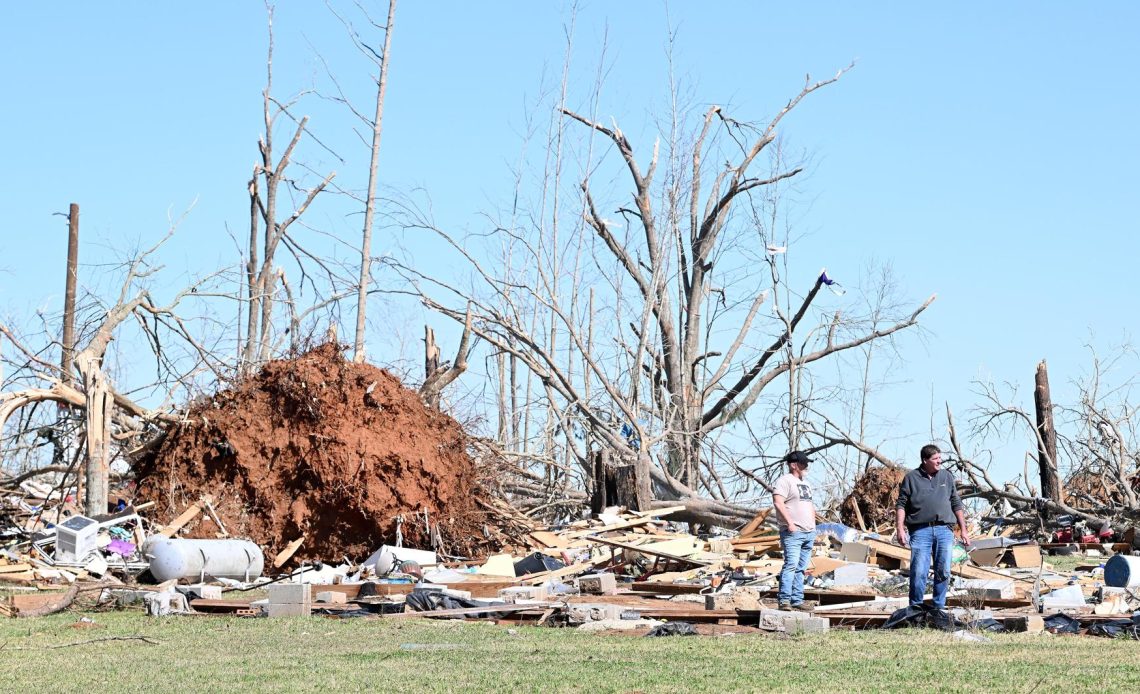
1 611 1138 692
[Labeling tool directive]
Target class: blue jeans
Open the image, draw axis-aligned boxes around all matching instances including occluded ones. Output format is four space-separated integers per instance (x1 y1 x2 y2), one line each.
908 524 954 608
778 529 816 605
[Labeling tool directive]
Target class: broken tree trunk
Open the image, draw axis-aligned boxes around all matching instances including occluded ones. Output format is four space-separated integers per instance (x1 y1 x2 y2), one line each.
1034 359 1062 505
82 356 112 516
420 307 472 410
590 449 651 513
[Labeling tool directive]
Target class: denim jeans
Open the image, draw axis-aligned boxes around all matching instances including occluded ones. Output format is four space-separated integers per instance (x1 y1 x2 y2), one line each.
908 524 954 608
778 528 816 605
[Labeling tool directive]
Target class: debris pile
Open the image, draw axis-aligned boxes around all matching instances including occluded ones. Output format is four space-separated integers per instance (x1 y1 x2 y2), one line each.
132 344 497 562
840 465 906 530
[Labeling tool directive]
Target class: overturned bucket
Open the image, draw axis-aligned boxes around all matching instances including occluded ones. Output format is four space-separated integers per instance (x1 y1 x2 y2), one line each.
1104 554 1140 588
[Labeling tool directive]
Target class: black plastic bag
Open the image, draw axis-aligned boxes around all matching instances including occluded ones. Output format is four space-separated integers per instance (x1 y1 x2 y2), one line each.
972 618 1008 633
1086 615 1140 639
404 591 482 612
1042 613 1081 634
882 604 965 631
645 621 697 637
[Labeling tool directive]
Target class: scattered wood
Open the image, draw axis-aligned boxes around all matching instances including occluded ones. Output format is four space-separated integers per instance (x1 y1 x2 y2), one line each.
157 495 212 538
273 535 306 568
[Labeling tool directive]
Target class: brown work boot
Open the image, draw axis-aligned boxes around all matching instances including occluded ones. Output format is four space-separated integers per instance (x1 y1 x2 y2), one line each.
791 601 816 612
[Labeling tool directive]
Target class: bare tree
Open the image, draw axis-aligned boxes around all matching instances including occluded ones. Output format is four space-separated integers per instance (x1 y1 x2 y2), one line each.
242 3 337 372
388 62 935 526
327 0 399 364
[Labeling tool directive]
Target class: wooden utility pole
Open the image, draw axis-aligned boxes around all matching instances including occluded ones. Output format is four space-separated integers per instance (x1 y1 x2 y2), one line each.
1034 359 1062 505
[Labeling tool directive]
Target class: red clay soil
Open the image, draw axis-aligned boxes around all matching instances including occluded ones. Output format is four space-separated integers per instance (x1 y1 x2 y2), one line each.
133 343 491 563
840 465 907 530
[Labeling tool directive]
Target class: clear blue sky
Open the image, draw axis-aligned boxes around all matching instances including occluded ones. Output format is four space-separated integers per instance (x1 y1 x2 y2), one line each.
2 2 1137 481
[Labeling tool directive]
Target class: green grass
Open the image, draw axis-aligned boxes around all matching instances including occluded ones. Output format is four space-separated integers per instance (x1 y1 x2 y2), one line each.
1 611 1138 693
1044 552 1104 574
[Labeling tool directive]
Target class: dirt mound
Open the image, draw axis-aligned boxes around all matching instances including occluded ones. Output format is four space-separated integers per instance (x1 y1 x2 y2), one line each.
134 343 493 563
840 465 906 530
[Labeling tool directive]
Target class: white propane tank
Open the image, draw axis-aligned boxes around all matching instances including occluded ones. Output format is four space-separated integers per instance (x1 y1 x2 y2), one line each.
143 537 264 583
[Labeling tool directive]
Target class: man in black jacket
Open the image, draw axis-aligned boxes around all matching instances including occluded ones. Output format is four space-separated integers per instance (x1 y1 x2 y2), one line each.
895 444 971 608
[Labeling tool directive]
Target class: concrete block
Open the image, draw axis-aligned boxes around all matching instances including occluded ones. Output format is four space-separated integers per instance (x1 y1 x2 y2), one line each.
102 588 155 606
144 591 189 617
267 602 312 618
315 591 347 604
577 573 618 596
1002 615 1045 634
959 578 1015 600
704 586 763 611
499 586 549 603
566 602 622 624
268 583 311 605
758 609 828 632
177 584 222 600
832 562 872 586
783 616 830 633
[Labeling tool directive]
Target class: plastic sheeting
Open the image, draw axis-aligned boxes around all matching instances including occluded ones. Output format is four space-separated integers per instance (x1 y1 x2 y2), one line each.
882 604 966 631
645 621 698 637
1086 615 1140 639
1043 613 1081 634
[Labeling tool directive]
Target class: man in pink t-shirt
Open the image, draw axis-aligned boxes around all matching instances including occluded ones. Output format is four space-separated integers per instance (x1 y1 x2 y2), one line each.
772 450 816 610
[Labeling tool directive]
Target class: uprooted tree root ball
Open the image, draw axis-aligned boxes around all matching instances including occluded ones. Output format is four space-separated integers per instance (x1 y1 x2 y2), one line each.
841 465 907 530
133 343 504 563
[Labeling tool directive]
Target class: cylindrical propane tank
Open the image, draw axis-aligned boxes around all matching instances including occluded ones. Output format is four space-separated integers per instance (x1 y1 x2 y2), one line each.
143 537 264 582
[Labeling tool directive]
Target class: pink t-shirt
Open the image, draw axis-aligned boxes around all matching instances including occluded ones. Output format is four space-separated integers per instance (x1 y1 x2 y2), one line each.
773 473 816 531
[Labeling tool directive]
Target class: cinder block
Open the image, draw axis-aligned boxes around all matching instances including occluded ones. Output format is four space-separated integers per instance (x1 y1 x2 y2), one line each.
315 591 347 604
267 602 312 618
960 578 1015 600
566 602 622 624
758 608 826 632
782 616 829 633
177 584 222 600
499 586 549 603
832 563 872 586
705 586 763 611
1003 615 1044 634
577 573 618 596
268 583 311 605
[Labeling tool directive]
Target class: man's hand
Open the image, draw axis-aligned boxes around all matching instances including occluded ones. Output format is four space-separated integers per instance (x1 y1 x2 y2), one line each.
896 527 909 548
960 528 971 547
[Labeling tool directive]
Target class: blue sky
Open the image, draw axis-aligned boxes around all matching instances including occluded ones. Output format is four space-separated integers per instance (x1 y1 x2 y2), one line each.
2 2 1138 481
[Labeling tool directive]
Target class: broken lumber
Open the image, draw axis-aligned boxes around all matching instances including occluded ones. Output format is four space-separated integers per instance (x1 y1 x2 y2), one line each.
157 495 212 538
584 535 713 566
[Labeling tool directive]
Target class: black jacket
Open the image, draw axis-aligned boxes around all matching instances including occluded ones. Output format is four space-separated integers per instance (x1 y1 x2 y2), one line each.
896 467 963 527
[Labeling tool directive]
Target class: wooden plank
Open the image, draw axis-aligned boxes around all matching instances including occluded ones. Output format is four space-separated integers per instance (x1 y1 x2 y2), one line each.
1009 545 1042 568
273 535 306 568
158 495 212 538
385 603 553 619
737 508 772 537
807 556 848 574
517 562 594 585
584 535 712 566
629 582 704 595
190 598 253 613
863 538 1031 584
528 531 569 549
564 506 687 539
